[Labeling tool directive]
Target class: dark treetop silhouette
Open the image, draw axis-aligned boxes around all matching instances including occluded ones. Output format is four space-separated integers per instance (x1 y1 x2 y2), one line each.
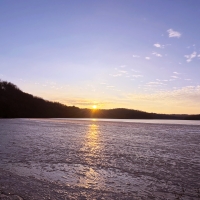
0 80 199 119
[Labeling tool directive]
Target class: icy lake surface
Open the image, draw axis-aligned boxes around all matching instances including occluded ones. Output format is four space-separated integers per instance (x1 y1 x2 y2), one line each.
0 118 200 199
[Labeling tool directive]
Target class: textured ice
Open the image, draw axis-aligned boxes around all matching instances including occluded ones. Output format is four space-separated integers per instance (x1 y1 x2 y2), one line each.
0 118 200 199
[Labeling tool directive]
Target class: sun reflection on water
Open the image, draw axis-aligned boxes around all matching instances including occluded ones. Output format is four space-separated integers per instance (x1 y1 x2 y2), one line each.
85 123 101 158
77 123 104 189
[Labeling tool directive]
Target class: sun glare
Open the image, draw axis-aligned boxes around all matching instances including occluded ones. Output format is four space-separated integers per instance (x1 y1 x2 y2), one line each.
92 105 97 109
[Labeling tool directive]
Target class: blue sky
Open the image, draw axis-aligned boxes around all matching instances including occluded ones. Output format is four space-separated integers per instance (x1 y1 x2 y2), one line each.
1 0 200 114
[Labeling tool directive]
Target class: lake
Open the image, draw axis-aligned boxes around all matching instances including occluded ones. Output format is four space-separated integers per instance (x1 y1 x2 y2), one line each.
0 118 200 199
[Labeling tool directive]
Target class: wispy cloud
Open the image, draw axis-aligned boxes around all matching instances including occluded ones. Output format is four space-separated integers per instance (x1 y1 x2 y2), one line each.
146 81 165 86
173 72 181 75
110 67 131 78
131 69 140 73
118 70 127 74
59 98 111 108
152 52 162 57
111 74 122 77
0 74 4 78
107 85 115 88
132 75 143 78
128 85 200 106
120 65 126 68
184 51 196 62
145 57 150 60
167 29 181 38
171 76 179 79
132 55 140 58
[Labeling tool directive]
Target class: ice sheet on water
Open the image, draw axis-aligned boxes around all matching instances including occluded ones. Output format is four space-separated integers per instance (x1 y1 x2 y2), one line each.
0 118 200 199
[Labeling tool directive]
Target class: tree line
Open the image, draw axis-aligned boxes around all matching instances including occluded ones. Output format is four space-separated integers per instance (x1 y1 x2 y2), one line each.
0 80 199 119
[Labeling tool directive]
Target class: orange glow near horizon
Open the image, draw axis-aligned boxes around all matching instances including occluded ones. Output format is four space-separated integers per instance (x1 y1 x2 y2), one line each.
92 105 97 109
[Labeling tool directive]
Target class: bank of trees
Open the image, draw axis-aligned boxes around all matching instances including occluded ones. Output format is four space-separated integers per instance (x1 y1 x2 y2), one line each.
0 80 80 118
0 80 198 120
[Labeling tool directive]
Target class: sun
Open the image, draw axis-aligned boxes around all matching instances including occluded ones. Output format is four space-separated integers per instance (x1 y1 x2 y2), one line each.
92 105 97 109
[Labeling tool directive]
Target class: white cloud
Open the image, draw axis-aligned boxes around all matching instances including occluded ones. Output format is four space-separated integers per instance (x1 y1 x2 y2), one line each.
120 65 126 68
111 74 122 77
197 54 200 58
107 85 115 88
146 82 164 86
111 68 129 77
152 52 162 57
132 55 140 58
171 76 179 79
155 79 172 82
132 75 143 78
153 43 165 48
184 51 197 62
154 43 161 48
167 29 181 38
145 57 150 60
173 72 181 74
131 69 140 72
185 79 191 81
128 85 200 104
118 70 127 74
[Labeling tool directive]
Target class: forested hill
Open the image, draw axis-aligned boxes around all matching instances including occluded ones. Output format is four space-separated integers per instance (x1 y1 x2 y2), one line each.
0 81 81 118
0 80 199 119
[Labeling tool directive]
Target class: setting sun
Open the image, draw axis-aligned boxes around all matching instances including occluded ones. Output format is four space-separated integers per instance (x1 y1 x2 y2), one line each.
92 105 97 109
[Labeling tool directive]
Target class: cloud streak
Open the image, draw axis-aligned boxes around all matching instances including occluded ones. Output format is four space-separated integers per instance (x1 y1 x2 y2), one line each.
132 75 143 78
145 81 165 86
171 76 179 79
152 52 162 57
167 29 181 38
111 74 122 77
132 55 140 58
173 72 181 75
184 51 197 62
128 85 200 104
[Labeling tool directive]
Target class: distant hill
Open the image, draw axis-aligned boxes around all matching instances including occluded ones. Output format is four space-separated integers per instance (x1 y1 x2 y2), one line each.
184 114 200 120
0 80 198 119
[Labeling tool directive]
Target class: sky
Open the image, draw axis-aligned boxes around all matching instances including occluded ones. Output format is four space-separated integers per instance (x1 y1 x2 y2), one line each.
1 0 200 114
